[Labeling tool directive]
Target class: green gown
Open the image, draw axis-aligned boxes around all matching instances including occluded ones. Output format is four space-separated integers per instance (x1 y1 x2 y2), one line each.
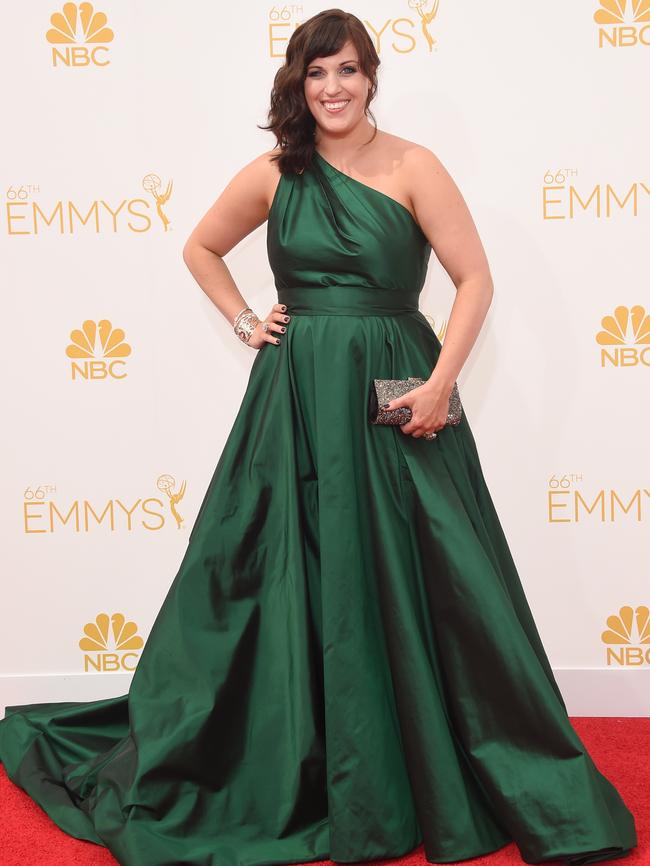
0 150 637 866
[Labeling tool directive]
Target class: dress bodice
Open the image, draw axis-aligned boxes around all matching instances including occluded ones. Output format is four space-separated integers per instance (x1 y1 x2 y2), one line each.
266 151 432 296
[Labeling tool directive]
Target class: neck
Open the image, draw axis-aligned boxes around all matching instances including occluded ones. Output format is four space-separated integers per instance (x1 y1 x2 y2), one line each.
314 119 378 163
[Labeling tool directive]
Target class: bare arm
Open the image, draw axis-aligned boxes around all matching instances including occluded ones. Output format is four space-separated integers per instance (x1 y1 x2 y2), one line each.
182 148 287 348
407 146 494 390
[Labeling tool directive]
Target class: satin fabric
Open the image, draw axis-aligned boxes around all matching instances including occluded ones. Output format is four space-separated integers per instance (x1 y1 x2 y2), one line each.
0 151 637 866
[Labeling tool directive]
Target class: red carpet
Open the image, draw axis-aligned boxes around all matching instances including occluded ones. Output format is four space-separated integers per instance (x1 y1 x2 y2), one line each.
0 717 647 865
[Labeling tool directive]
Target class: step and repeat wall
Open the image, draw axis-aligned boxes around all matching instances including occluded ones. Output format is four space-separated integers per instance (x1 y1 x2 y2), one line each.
1 1 648 714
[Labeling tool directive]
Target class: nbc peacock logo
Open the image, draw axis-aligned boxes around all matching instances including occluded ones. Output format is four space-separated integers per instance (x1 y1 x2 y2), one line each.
601 605 650 665
595 304 650 367
79 612 144 672
593 0 650 48
66 319 132 380
46 2 115 67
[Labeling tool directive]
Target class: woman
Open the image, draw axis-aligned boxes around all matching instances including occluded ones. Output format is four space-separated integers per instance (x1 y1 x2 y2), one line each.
0 9 637 866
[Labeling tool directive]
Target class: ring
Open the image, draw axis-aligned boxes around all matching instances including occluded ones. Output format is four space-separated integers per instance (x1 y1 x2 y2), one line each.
423 431 438 440
261 321 270 333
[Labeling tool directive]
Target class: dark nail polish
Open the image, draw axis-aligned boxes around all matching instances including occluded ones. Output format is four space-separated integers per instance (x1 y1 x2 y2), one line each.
284 316 290 322
281 327 286 332
281 306 287 311
276 338 280 344
381 403 390 409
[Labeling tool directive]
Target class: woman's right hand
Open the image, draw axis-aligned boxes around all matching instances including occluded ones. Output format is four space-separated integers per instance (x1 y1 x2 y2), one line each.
246 303 291 350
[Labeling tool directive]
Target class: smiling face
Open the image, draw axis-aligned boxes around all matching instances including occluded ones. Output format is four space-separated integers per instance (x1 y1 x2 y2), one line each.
303 39 371 135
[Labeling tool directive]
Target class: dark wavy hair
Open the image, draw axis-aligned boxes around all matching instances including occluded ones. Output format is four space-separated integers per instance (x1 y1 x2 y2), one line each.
258 9 381 176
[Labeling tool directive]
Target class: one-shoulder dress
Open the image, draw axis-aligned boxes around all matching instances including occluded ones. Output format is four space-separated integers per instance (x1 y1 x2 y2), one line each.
0 150 637 866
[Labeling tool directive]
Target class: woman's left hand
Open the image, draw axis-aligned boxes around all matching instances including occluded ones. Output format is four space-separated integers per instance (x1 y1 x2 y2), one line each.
382 376 454 439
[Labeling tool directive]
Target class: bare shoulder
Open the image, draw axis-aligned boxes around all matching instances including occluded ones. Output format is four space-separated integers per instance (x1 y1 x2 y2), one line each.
382 135 472 226
374 131 432 166
218 146 282 204
262 146 283 211
241 146 284 214
253 146 282 173
182 146 282 258
398 139 464 204
361 131 456 217
379 133 454 189
232 146 281 206
387 136 492 289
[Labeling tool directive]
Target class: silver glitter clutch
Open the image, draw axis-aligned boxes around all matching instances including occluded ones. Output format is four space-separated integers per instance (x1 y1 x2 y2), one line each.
368 377 463 426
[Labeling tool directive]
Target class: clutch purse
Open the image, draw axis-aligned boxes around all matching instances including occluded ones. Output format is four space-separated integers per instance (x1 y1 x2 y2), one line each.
368 377 463 427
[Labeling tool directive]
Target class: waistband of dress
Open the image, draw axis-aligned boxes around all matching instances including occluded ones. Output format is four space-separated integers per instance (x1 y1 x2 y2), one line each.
276 286 420 316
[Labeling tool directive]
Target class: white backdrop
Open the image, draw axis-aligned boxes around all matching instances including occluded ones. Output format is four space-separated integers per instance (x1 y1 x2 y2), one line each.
1 1 648 715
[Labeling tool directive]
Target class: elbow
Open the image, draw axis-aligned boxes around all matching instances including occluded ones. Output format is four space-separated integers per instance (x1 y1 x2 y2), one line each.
182 239 223 269
182 238 206 275
485 270 495 299
182 239 195 267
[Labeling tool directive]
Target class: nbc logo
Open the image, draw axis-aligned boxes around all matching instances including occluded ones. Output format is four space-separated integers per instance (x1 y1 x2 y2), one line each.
66 319 132 380
593 0 650 47
595 304 650 367
601 605 650 665
46 2 114 66
79 612 144 672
